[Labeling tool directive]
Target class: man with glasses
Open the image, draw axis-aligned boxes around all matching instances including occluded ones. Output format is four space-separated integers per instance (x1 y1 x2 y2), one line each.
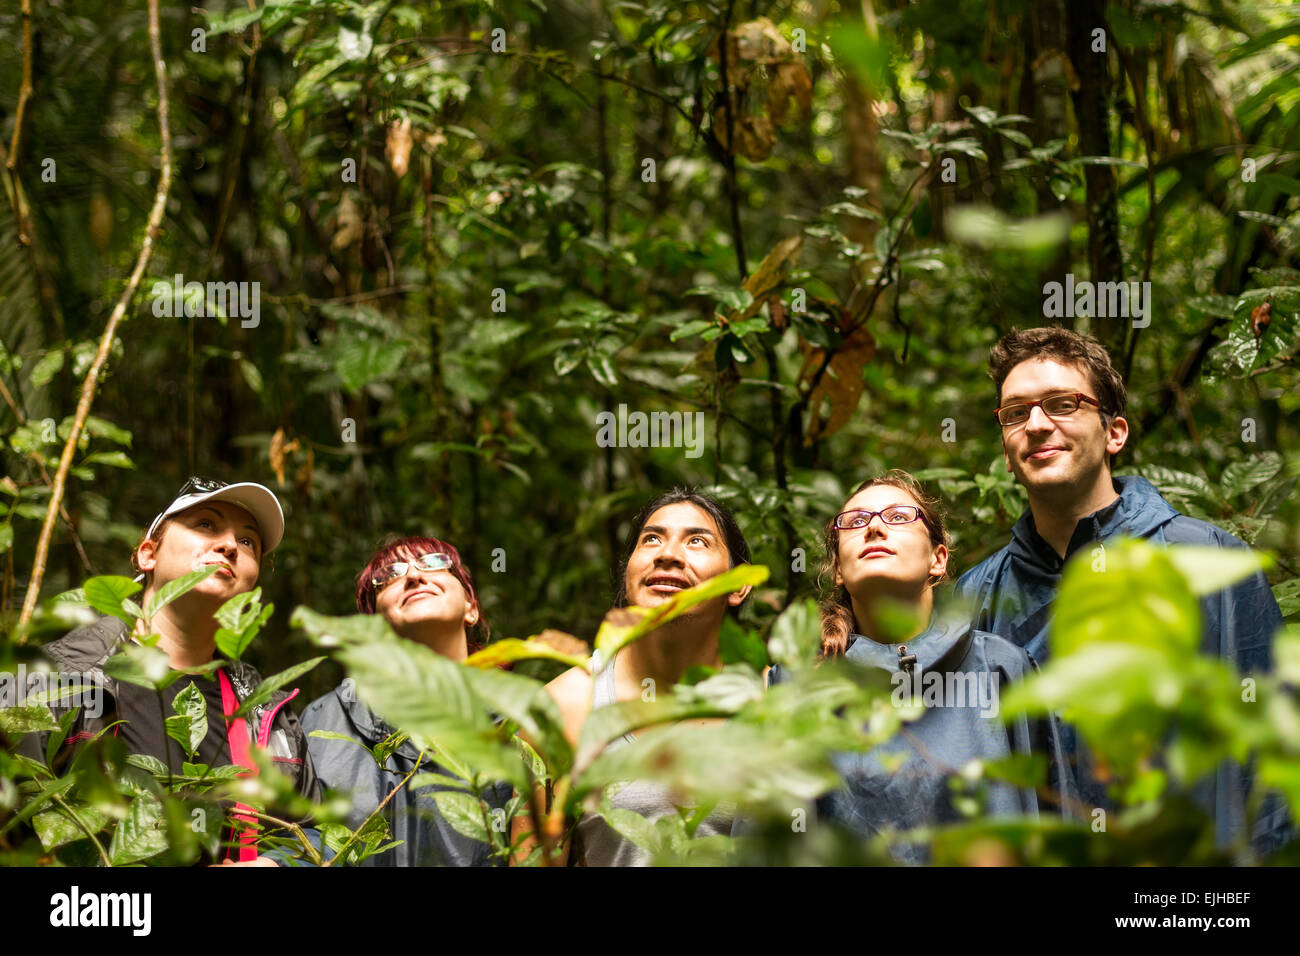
21 477 322 866
953 326 1285 851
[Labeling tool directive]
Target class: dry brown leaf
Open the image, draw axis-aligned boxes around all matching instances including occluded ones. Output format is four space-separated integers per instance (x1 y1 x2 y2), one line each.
768 61 813 125
798 317 875 445
88 194 113 250
386 117 413 178
269 427 301 487
332 194 363 251
534 629 590 658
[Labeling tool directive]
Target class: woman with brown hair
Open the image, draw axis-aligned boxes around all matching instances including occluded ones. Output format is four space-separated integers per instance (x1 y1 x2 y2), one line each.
789 470 1074 862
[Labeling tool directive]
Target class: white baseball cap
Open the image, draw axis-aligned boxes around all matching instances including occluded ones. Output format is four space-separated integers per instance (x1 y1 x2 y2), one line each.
145 477 285 555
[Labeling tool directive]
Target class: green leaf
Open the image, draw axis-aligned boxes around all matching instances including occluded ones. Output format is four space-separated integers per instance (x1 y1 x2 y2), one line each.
767 598 821 671
103 643 172 691
1220 453 1283 497
1274 578 1300 618
145 565 220 621
1164 546 1272 597
463 638 590 672
718 617 769 671
1052 538 1201 658
0 705 60 735
431 790 491 843
82 576 143 624
165 682 208 758
232 657 326 719
593 565 770 661
0 523 12 554
80 451 135 470
334 339 409 393
108 793 168 865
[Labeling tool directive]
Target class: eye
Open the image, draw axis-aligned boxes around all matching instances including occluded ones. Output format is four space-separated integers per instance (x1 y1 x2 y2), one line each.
689 535 707 546
240 536 256 549
641 533 660 546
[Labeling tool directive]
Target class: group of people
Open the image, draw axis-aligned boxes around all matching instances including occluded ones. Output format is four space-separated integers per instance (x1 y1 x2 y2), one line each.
15 326 1286 865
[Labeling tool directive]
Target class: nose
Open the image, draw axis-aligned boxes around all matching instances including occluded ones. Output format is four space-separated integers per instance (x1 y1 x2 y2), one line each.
654 536 687 567
1024 403 1056 433
862 514 889 538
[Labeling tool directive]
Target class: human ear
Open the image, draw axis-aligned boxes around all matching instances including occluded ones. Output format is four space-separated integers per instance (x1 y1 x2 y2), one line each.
1106 415 1129 457
928 544 949 583
136 538 159 573
727 584 752 607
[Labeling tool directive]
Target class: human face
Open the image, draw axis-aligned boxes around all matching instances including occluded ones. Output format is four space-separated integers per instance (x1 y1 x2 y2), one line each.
834 484 946 597
374 546 478 640
136 501 262 603
998 358 1127 498
623 502 748 613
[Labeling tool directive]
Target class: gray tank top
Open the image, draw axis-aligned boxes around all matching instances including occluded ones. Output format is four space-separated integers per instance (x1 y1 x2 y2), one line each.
573 652 733 866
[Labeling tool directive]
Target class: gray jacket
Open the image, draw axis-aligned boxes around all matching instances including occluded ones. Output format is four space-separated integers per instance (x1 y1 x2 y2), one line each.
302 680 510 866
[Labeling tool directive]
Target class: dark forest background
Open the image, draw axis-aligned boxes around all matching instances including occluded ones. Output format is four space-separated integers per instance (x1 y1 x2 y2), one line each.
2 0 1297 701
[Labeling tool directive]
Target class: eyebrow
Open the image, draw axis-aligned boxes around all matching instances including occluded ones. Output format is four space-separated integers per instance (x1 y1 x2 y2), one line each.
641 525 717 538
845 503 911 513
999 388 1078 405
193 507 263 546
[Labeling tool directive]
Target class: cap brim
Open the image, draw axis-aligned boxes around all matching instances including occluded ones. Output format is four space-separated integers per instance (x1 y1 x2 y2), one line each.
157 482 285 555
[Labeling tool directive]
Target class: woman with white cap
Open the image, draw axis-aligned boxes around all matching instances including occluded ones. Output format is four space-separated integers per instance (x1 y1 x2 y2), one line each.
20 476 321 866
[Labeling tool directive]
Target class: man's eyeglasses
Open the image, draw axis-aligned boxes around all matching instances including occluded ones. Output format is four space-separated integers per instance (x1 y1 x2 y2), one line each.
833 505 924 530
994 392 1102 427
371 552 454 591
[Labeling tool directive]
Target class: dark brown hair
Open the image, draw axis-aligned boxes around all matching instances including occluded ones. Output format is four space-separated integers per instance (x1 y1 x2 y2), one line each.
818 470 951 659
989 326 1127 425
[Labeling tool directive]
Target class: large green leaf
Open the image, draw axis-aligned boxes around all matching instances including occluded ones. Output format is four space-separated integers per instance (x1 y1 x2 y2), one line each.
144 565 219 621
1052 538 1201 658
83 576 143 625
593 565 769 661
232 657 326 719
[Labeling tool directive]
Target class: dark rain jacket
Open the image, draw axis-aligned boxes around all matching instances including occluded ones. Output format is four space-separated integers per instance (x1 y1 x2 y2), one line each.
302 680 511 866
953 474 1288 851
775 616 1075 865
14 614 322 862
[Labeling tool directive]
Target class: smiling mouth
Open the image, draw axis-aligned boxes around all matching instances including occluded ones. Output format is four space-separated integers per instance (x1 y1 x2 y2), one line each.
1027 446 1066 461
645 575 691 593
402 590 440 607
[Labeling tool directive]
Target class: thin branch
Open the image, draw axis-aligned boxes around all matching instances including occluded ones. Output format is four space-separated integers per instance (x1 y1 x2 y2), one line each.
323 753 425 867
18 0 173 629
3 0 34 246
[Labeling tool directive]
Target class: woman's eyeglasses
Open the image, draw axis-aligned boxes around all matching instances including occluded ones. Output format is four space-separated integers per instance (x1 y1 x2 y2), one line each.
371 552 454 591
833 506 924 530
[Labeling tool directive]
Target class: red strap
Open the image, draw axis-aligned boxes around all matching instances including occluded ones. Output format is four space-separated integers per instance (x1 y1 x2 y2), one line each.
218 669 260 863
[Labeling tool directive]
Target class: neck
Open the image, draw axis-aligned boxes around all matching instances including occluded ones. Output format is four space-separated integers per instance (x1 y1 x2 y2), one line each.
141 596 219 669
1027 471 1119 558
849 584 933 645
402 622 470 661
620 616 722 689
